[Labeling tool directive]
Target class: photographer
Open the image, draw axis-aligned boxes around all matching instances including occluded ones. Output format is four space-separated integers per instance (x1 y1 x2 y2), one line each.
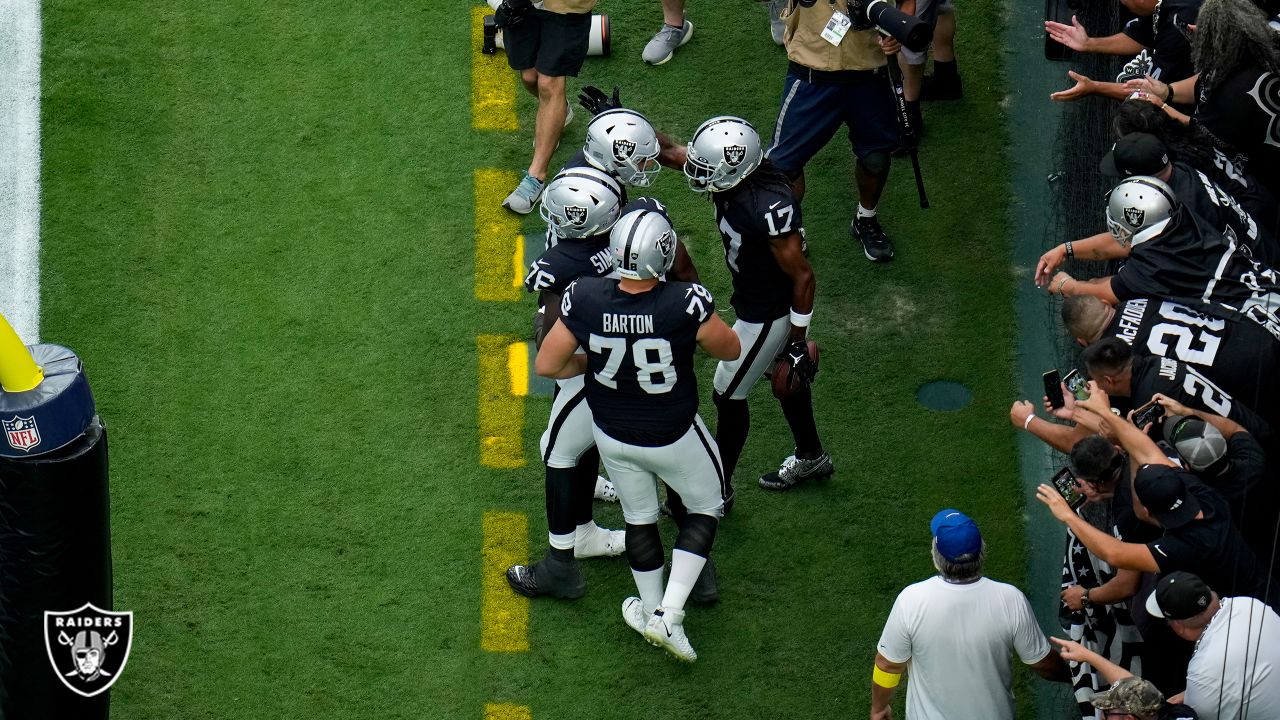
769 0 903 262
498 0 598 214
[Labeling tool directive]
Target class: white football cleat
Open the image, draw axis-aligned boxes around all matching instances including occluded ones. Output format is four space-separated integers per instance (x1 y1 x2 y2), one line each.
644 607 696 662
622 596 649 636
594 475 619 503
574 522 626 559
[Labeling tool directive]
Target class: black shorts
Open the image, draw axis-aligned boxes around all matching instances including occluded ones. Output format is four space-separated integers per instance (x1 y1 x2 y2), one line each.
505 9 592 78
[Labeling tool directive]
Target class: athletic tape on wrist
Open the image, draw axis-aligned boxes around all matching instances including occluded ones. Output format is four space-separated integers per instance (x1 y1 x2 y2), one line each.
790 309 812 328
873 666 902 688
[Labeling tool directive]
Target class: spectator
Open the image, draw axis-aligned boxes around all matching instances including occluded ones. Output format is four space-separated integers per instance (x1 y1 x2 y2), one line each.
1048 644 1204 720
920 4 961 101
769 0 902 262
895 0 959 146
1129 0 1280 199
500 0 598 214
769 0 786 46
642 0 693 66
1046 0 1201 103
871 510 1069 719
1146 572 1280 719
1036 385 1280 610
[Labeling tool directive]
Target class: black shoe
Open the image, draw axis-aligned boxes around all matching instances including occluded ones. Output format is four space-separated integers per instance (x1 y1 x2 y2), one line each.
689 557 719 605
505 552 586 600
921 74 963 101
758 451 836 491
851 216 895 262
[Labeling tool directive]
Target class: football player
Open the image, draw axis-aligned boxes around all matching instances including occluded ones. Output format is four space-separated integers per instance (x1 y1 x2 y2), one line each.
683 116 832 496
535 206 741 662
1046 175 1280 343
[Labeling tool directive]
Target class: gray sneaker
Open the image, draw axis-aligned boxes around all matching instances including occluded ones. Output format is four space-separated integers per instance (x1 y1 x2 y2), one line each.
642 19 693 65
758 451 834 491
769 1 786 45
502 172 545 214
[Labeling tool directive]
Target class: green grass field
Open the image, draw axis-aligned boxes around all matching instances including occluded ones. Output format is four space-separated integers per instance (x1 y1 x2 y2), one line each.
37 1 1039 716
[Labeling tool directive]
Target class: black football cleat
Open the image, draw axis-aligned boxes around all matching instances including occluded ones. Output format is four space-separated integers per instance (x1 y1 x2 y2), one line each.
851 216 895 263
505 552 586 600
921 73 963 101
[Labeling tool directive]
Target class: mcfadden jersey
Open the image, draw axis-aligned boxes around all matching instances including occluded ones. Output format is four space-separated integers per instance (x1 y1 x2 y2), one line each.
711 167 802 323
559 276 714 447
1105 298 1280 412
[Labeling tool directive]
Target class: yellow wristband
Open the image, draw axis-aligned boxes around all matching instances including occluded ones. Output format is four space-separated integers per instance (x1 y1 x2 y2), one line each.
873 666 902 688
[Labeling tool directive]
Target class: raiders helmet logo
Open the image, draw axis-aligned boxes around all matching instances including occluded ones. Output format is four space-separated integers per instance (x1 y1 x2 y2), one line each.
1123 206 1146 228
3 415 41 452
45 603 134 698
656 231 674 256
723 144 747 167
563 205 588 226
612 139 636 163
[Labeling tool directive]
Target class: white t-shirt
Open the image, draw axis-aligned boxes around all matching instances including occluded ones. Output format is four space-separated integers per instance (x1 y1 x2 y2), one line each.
876 576 1052 720
1185 596 1280 720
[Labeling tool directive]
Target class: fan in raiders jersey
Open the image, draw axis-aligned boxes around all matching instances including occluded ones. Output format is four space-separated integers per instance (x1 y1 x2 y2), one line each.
1061 295 1280 415
683 116 833 496
535 206 741 662
1036 134 1278 288
1046 175 1280 343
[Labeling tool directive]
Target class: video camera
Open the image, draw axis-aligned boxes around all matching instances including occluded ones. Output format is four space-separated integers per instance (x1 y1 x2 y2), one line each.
793 0 932 52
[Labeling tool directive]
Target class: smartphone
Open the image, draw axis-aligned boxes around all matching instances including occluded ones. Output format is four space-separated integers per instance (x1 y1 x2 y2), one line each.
1051 467 1086 509
1063 369 1089 401
1132 400 1166 428
1043 369 1065 409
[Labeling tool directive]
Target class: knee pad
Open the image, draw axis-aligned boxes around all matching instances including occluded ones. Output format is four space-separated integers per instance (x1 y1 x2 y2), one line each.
625 523 665 571
858 151 892 179
674 513 719 558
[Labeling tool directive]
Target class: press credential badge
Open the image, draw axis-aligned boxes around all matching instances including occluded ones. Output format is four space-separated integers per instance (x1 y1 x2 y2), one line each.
822 10 852 45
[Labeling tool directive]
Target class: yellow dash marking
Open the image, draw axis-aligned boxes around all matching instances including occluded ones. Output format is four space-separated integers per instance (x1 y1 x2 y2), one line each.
507 342 529 397
481 512 529 653
485 703 532 720
475 169 524 302
471 6 518 131
477 334 526 468
512 233 526 289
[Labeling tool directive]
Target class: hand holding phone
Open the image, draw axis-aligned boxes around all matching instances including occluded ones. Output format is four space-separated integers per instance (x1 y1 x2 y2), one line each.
1131 400 1166 429
1043 369 1065 410
1051 467 1086 509
1063 369 1089 401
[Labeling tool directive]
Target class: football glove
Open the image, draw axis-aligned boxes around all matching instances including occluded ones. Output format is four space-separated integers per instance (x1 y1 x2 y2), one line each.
494 0 533 29
578 85 623 116
777 339 818 387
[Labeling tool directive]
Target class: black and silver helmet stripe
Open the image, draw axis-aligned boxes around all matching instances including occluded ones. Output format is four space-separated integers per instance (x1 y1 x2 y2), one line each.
621 210 652 273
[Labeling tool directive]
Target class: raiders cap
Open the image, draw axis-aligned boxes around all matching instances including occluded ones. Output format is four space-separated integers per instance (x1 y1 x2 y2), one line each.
1145 571 1213 621
1133 465 1201 529
1100 133 1172 178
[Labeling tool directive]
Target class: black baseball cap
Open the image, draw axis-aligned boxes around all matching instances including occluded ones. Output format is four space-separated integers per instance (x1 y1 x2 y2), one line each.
1100 133 1172 177
1133 465 1201 529
1145 571 1213 620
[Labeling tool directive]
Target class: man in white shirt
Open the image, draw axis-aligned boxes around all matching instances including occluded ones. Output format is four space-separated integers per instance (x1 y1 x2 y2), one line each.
1146 572 1280 720
871 509 1070 719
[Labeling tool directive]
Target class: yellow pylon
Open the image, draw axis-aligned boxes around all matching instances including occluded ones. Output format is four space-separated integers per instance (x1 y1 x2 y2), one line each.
0 313 42 393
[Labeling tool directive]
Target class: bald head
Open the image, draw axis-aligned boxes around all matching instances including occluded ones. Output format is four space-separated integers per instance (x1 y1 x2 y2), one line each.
1061 296 1113 345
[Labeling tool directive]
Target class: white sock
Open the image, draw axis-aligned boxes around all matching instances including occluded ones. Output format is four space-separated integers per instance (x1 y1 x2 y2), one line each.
660 549 707 614
857 204 877 219
574 521 600 545
549 531 575 551
632 567 665 613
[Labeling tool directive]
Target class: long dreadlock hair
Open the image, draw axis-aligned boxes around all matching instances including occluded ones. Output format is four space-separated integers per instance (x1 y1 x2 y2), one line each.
1192 0 1280 91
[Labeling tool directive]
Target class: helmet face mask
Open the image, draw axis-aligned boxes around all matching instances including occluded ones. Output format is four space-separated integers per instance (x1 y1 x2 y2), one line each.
537 167 625 240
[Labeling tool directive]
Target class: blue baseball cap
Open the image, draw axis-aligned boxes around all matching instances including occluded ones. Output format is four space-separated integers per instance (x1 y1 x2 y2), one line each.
930 509 983 562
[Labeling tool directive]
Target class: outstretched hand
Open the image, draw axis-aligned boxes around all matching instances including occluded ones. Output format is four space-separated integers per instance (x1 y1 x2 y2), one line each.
1044 15 1090 51
1051 71 1095 102
578 85 623 116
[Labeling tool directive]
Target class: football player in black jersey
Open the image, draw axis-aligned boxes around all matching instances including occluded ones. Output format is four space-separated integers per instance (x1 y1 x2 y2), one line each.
683 116 832 495
1045 175 1280 343
536 206 740 662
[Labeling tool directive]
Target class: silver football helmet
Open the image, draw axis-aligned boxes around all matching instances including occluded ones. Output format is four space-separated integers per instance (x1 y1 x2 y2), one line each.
583 109 661 188
684 116 764 193
1106 175 1176 246
609 207 676 280
538 166 625 239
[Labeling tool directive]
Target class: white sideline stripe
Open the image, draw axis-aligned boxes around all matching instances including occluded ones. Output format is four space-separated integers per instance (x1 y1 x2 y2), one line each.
0 0 42 344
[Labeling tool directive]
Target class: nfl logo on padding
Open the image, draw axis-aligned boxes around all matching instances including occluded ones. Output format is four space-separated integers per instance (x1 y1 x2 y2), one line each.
3 415 41 452
44 604 134 698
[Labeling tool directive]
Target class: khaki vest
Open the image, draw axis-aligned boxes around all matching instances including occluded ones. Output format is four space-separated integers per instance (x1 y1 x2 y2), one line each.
540 0 596 13
783 0 886 72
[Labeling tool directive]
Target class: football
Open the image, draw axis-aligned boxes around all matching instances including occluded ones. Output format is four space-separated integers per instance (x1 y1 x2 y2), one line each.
771 340 820 399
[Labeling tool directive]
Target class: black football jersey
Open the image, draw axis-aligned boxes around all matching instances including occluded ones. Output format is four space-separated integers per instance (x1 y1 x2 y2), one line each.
559 276 714 447
1131 354 1272 443
1199 149 1279 235
711 169 803 323
1121 0 1199 82
524 237 615 297
543 151 631 251
1105 298 1280 412
1167 163 1277 265
1195 61 1280 200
